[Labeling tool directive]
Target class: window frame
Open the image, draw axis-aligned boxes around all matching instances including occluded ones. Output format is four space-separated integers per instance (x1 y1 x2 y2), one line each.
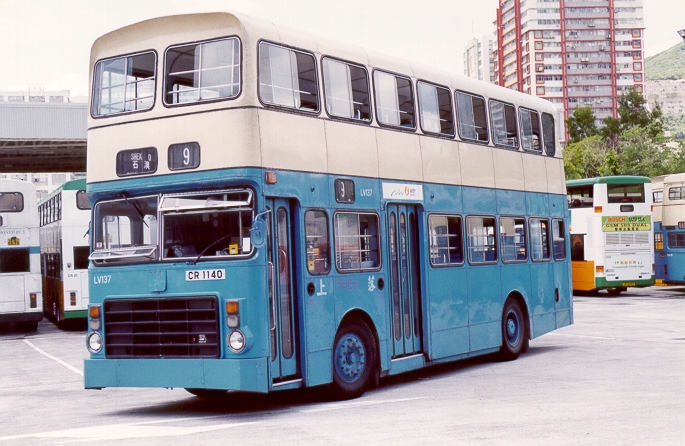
530 217 551 262
163 36 242 108
257 40 321 114
466 215 498 265
541 112 556 157
552 218 567 261
90 50 158 119
321 56 372 124
333 211 382 273
428 213 464 267
305 208 331 275
455 90 489 144
372 68 416 131
499 216 528 263
489 99 519 149
0 192 24 213
416 79 455 138
518 107 543 153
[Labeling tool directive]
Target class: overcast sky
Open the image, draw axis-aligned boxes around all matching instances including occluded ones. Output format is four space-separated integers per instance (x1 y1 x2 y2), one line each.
1 0 683 98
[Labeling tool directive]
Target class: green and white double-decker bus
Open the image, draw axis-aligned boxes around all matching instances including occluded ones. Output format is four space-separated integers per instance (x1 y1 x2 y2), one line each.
39 178 91 327
567 176 655 295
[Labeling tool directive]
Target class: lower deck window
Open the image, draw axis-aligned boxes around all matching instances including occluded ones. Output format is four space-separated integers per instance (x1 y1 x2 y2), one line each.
500 217 527 262
429 214 463 265
668 232 685 248
467 216 497 263
552 219 566 261
530 218 551 261
334 212 380 271
0 248 30 273
305 210 330 274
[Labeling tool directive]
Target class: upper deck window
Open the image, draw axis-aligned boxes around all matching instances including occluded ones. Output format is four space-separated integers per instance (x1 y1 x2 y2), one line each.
92 52 155 117
373 70 415 128
669 186 685 201
519 108 542 152
455 91 488 142
322 58 370 121
653 190 663 203
490 100 518 148
417 81 454 136
0 192 24 212
608 184 645 203
259 42 319 112
567 185 593 208
542 112 556 156
165 37 241 105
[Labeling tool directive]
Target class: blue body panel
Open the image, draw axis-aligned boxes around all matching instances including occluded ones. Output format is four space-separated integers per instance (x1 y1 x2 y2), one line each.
86 167 573 392
655 222 685 284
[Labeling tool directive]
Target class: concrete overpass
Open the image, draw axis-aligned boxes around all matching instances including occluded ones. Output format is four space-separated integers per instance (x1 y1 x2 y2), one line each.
0 102 87 173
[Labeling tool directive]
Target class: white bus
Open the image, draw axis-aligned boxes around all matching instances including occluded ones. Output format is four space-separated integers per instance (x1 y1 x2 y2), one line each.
0 179 42 330
39 178 91 327
567 176 655 295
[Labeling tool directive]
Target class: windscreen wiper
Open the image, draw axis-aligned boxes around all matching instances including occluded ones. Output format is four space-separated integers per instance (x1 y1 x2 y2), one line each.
191 233 235 265
122 192 149 228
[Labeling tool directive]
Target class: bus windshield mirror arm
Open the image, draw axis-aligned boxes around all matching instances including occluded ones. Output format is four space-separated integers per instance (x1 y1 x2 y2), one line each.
253 208 271 222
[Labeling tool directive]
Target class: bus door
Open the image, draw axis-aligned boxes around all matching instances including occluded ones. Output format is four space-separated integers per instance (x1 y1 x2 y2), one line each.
387 204 422 357
266 199 298 380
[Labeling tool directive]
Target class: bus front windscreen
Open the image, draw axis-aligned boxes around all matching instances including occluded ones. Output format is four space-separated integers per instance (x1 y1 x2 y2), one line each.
90 195 159 263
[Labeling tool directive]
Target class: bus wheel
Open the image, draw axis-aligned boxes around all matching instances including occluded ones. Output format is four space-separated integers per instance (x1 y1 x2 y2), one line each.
185 388 228 398
500 299 528 361
331 319 377 400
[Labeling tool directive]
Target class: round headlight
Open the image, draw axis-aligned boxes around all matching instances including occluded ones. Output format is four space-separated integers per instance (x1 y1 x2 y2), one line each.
227 330 245 353
87 332 103 354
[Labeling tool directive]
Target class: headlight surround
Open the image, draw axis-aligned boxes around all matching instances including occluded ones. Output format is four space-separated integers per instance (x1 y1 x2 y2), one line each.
86 332 103 354
227 329 245 353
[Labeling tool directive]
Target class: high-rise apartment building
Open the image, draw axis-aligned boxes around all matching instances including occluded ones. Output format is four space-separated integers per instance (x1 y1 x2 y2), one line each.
464 33 495 83
492 0 645 138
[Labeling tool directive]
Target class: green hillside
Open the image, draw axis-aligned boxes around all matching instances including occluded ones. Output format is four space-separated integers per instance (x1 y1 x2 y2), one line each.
646 41 685 80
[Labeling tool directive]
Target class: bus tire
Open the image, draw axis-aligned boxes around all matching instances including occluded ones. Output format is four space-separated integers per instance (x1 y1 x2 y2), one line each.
330 319 377 400
185 388 228 398
500 299 528 361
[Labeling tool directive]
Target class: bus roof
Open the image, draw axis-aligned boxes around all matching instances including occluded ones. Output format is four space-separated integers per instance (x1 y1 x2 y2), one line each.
566 176 651 187
39 178 86 205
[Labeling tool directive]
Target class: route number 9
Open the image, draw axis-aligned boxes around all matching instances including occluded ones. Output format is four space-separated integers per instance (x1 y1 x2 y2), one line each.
168 142 200 170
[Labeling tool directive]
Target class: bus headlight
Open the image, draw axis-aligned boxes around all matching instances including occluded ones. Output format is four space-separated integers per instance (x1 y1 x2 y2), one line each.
86 332 103 354
227 330 245 353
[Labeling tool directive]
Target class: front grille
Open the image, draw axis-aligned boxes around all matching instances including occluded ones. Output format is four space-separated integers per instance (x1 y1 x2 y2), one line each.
104 297 220 358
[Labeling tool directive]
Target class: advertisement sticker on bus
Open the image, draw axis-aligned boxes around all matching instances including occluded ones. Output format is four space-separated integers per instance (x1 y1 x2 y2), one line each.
601 215 651 232
382 183 424 201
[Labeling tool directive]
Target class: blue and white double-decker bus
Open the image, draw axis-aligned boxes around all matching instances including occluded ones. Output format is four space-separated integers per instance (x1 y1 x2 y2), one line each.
84 12 572 399
653 173 685 284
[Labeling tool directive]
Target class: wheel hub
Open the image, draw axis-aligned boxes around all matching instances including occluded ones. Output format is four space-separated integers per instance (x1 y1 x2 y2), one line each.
335 333 366 383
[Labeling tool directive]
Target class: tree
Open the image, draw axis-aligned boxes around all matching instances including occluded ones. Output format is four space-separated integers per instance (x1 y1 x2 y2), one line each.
601 88 664 139
565 106 598 144
563 88 677 180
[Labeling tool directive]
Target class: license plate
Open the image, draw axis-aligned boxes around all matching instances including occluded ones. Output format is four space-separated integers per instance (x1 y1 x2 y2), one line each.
186 269 226 281
623 282 635 287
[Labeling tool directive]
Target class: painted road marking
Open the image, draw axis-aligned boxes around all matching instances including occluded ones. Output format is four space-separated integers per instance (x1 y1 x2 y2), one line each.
299 396 428 413
0 418 259 442
23 339 83 376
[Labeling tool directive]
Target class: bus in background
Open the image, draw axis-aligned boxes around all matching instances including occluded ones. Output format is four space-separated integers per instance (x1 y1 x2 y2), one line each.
651 173 685 284
39 178 91 328
0 179 42 330
652 175 666 284
567 176 655 295
84 12 572 399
